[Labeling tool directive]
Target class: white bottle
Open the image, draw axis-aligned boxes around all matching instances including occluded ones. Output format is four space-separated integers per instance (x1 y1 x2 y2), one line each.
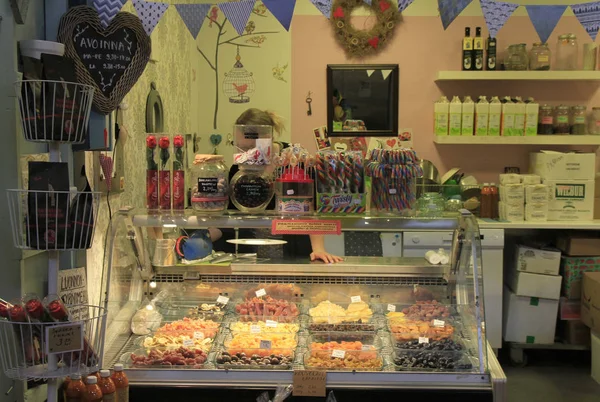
488 96 502 136
475 96 489 136
461 96 475 136
434 96 450 136
449 96 462 136
513 96 526 136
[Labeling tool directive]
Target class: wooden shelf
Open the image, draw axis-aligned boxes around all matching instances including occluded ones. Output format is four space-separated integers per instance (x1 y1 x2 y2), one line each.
433 135 600 145
436 71 600 81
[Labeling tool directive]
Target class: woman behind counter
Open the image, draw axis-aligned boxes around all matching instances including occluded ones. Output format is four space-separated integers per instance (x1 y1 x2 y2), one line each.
211 108 343 264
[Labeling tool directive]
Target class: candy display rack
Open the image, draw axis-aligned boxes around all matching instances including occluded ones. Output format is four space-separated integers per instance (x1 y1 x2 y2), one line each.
1 80 105 402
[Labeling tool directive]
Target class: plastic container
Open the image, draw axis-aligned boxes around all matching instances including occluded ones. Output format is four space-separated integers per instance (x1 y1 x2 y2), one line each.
215 349 294 369
392 348 475 372
554 105 570 134
308 300 375 325
228 319 300 334
19 40 65 59
233 125 273 166
125 347 208 369
308 333 385 349
191 154 229 214
275 168 314 215
230 166 274 213
222 332 298 357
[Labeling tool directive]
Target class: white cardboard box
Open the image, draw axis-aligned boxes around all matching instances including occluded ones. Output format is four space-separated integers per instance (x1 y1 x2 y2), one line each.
593 330 600 385
544 179 595 221
530 151 596 180
508 270 562 300
515 245 561 275
503 286 559 344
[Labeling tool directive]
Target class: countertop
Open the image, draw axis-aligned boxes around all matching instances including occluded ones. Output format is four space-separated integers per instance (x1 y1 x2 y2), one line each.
477 219 600 230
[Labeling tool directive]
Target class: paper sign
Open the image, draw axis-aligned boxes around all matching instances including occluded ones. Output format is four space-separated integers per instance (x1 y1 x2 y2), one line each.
217 295 229 305
272 219 342 236
58 267 89 320
255 288 267 297
260 340 272 349
265 320 278 328
418 337 429 344
287 189 294 195
331 349 345 358
351 296 361 303
183 339 194 347
250 325 261 334
433 319 445 327
361 345 372 351
194 331 205 339
46 323 84 354
389 189 397 194
387 304 396 312
293 370 327 397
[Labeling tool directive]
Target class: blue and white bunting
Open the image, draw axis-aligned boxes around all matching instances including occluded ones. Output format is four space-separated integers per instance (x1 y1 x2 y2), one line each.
438 0 474 30
262 0 297 31
526 5 567 44
309 0 333 19
219 0 256 35
398 0 415 13
572 1 600 41
480 0 518 38
93 0 127 27
132 0 169 36
175 4 212 39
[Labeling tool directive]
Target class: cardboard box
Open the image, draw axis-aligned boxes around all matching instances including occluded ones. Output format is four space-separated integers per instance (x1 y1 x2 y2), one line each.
525 103 539 137
582 272 600 334
501 102 515 136
544 179 595 221
508 270 562 300
560 297 581 320
503 286 559 344
515 245 561 275
316 192 366 214
562 256 600 299
595 198 600 219
530 151 596 180
592 330 600 385
559 319 591 346
556 233 600 256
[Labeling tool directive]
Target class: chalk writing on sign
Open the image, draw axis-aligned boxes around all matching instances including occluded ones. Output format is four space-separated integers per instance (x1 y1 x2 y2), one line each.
58 267 89 320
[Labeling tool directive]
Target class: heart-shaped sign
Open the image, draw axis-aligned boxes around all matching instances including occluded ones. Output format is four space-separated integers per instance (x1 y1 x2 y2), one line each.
334 142 348 152
57 6 151 114
386 138 397 148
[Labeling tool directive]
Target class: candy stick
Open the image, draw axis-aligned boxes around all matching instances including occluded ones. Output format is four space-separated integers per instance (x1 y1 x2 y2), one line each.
344 153 353 193
336 156 346 193
354 154 364 193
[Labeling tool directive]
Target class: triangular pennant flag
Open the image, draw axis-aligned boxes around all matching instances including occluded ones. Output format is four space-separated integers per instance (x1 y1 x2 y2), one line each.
480 0 518 38
382 69 392 80
526 5 567 44
310 0 333 19
262 0 297 31
366 69 375 77
93 0 127 27
571 2 600 41
398 0 415 13
364 0 372 5
132 0 169 36
175 4 211 39
438 0 474 30
219 0 256 35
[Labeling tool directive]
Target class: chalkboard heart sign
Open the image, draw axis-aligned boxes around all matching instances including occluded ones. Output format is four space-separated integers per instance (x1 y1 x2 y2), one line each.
57 6 151 114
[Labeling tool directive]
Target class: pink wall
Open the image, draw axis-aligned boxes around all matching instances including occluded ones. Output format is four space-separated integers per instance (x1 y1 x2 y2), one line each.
291 15 598 183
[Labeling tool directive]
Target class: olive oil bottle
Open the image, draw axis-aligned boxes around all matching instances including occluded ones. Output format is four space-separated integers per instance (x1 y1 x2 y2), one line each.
462 27 473 71
486 35 497 70
473 27 484 71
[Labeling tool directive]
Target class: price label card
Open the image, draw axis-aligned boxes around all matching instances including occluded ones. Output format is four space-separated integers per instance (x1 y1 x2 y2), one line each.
350 295 361 303
361 345 372 351
216 295 229 305
255 288 267 297
250 325 261 334
265 320 278 328
418 337 429 344
259 340 272 349
46 323 83 354
287 189 294 195
293 370 327 397
183 339 195 347
331 349 346 359
389 189 397 194
194 331 205 339
433 319 445 327
387 304 396 312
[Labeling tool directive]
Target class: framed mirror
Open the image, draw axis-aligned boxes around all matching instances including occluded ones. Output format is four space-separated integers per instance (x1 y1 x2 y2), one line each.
327 64 399 137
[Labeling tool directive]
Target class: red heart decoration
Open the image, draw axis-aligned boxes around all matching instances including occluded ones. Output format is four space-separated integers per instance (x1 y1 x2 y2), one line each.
333 6 345 18
386 138 396 148
379 1 390 12
368 36 380 49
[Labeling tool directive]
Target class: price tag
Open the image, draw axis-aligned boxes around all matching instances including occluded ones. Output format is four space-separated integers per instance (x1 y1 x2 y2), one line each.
265 320 278 328
350 295 361 303
418 337 429 344
250 325 261 334
259 340 272 349
183 339 194 347
387 304 396 312
331 349 346 359
216 295 229 305
287 189 294 195
194 331 205 339
46 323 83 354
389 189 397 194
293 370 327 397
433 319 445 327
361 345 372 351
255 288 267 297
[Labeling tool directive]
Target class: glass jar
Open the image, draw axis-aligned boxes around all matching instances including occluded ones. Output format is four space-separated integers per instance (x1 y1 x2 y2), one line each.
556 34 579 70
416 192 445 217
570 105 587 135
233 124 273 166
191 154 229 214
230 166 274 213
553 105 570 134
507 44 528 70
538 105 554 134
589 107 600 135
529 42 551 70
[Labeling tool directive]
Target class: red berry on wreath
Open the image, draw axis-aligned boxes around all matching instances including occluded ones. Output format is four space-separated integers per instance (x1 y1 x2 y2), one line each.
333 6 345 18
368 37 380 49
379 0 390 12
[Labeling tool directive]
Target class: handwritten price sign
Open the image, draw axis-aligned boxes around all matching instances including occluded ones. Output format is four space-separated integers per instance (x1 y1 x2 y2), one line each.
293 370 327 397
46 323 84 354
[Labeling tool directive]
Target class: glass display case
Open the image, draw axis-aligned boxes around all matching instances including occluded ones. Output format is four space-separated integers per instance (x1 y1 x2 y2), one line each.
100 209 506 400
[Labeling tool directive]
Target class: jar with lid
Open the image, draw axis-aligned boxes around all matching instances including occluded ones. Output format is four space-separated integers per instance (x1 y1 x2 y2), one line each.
556 34 579 70
570 105 587 135
538 105 554 134
230 166 274 213
191 154 229 214
554 105 570 134
506 44 528 70
275 168 314 215
589 107 600 134
529 42 551 70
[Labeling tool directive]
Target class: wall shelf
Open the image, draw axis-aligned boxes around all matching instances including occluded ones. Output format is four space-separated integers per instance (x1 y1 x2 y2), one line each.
436 71 600 81
433 135 600 145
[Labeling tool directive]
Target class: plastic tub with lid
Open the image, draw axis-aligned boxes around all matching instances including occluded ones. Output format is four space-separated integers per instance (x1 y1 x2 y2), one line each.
275 168 314 214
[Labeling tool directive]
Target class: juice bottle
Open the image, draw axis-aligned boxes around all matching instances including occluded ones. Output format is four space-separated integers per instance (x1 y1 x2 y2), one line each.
66 374 86 402
99 370 116 402
63 376 71 401
475 96 489 136
490 183 499 219
434 96 450 136
480 183 492 218
488 97 502 136
84 372 101 385
83 376 103 402
461 96 475 136
112 364 129 402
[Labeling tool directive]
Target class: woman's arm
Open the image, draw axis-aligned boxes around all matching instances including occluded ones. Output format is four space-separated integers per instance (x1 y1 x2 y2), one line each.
309 235 344 264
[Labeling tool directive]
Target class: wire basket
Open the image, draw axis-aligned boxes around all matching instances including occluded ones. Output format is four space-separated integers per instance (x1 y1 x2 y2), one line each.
7 189 101 250
0 305 107 381
14 80 95 144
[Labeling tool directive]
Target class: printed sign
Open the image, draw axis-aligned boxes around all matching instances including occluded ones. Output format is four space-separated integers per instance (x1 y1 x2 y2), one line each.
272 219 342 235
387 304 396 312
331 349 345 358
183 339 194 347
265 320 278 328
418 337 429 344
46 323 84 354
293 370 327 397
58 267 89 320
193 331 204 339
351 296 361 303
433 319 445 327
255 288 267 297
250 325 261 334
216 295 229 305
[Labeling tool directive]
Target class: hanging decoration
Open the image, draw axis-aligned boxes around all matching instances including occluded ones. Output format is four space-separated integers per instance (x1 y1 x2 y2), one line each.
526 5 567 44
480 0 518 38
310 0 334 19
219 0 256 35
132 0 169 36
223 47 256 103
330 0 399 58
175 4 212 39
210 134 223 154
262 0 297 30
571 1 600 41
364 0 373 5
398 0 415 12
438 0 473 30
93 0 127 27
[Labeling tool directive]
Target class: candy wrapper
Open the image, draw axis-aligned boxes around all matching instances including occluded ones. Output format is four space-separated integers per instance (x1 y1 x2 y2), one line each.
233 124 273 166
256 384 293 402
146 135 159 210
159 136 171 210
315 151 366 214
172 135 185 210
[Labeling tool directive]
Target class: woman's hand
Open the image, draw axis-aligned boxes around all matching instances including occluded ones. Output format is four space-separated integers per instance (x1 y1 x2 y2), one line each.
310 251 344 264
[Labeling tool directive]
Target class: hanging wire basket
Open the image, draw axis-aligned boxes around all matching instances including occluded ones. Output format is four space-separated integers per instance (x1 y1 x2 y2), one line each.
14 80 95 144
0 305 107 381
7 189 101 250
